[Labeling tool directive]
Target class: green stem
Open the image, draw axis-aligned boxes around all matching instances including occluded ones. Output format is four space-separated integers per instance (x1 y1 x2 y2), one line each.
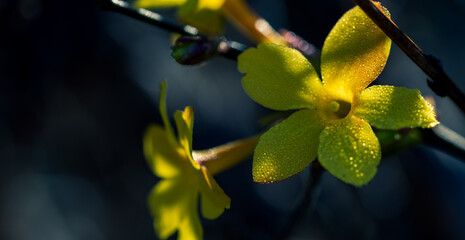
194 135 260 176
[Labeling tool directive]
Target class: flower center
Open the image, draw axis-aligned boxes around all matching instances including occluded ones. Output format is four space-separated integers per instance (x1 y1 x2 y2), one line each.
326 100 351 120
329 101 340 112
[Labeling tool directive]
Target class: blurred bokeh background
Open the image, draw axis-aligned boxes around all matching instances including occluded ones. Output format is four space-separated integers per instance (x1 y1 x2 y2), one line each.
1 0 465 239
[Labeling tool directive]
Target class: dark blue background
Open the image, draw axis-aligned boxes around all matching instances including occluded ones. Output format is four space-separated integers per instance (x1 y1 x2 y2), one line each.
1 0 465 239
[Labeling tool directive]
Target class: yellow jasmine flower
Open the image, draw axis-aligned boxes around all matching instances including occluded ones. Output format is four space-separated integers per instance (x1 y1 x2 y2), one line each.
144 81 230 239
237 4 439 186
134 0 286 44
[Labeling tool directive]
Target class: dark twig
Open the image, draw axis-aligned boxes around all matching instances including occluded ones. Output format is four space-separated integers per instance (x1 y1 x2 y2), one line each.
99 0 201 36
100 0 465 160
99 0 246 61
276 161 324 240
98 1 318 63
422 125 465 161
353 0 465 115
216 37 247 60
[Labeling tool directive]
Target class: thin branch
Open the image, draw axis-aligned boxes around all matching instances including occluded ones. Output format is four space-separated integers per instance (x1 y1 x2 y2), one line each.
422 125 465 161
100 0 465 160
98 1 319 62
276 161 324 240
353 0 465 115
216 37 247 60
100 0 201 36
99 0 247 61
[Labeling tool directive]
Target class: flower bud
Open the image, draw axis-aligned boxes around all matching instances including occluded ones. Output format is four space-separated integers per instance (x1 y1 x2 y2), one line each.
171 36 218 65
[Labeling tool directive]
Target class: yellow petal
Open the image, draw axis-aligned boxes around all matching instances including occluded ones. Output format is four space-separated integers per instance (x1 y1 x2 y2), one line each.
199 167 231 219
177 190 203 240
148 178 195 239
178 0 226 34
321 3 391 95
134 0 187 9
144 125 186 178
354 85 439 129
238 44 323 111
159 81 177 145
174 106 200 169
252 109 324 183
318 116 381 186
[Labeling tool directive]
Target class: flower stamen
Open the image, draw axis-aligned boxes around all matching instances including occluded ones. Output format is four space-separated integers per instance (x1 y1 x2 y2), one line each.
329 101 340 112
325 100 352 120
334 100 352 119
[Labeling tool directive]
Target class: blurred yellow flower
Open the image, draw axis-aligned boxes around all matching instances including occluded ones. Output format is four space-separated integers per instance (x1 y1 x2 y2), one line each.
144 81 230 239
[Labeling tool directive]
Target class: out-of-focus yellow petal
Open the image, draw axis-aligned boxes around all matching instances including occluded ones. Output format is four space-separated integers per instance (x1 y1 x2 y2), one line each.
199 167 231 219
178 0 226 34
238 44 323 111
144 125 186 178
174 106 200 169
174 107 193 155
178 190 203 240
197 0 225 9
222 0 286 44
148 178 195 239
134 0 187 9
354 85 439 129
318 116 381 186
321 3 391 96
159 81 177 145
252 109 324 183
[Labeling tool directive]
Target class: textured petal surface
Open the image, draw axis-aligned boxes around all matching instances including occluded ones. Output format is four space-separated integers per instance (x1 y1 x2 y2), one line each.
238 44 323 111
134 0 187 8
144 125 186 178
199 167 231 219
321 4 391 95
148 178 195 239
178 0 226 34
253 110 324 183
174 107 200 169
354 85 439 129
318 116 381 186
